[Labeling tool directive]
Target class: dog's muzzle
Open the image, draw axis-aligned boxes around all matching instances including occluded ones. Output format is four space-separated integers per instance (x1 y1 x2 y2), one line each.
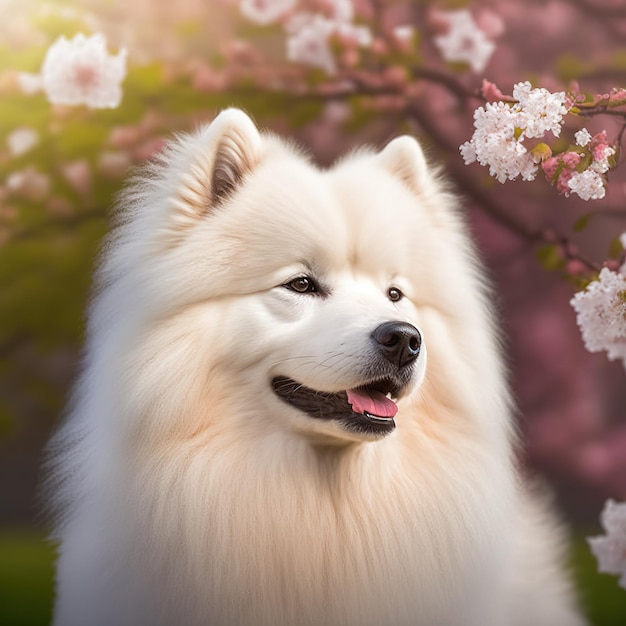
271 321 422 438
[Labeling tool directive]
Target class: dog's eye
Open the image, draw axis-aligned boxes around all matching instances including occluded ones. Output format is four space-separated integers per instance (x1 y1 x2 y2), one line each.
285 276 318 294
387 287 403 302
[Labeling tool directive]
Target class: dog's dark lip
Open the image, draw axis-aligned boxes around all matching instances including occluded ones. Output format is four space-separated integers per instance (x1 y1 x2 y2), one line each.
271 376 403 436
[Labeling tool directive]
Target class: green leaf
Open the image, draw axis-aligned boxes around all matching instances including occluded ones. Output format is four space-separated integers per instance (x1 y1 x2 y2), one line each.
573 213 592 232
611 50 626 70
536 244 564 271
608 237 623 259
555 54 589 82
575 152 593 173
530 142 552 162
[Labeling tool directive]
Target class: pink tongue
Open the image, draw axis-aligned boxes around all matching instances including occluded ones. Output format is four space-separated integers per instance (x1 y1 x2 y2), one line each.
346 388 398 418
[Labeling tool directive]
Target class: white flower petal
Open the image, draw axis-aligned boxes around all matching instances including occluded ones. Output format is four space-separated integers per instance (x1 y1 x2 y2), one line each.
240 0 297 25
571 269 626 364
40 33 127 109
434 10 496 73
588 500 626 589
7 127 39 156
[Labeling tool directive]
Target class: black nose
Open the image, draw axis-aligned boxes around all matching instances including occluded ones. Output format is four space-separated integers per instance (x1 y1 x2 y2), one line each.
372 321 422 369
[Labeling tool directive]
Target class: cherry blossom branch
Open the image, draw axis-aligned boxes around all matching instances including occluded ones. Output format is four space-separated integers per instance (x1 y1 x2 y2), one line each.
568 0 626 19
408 66 475 103
404 100 604 275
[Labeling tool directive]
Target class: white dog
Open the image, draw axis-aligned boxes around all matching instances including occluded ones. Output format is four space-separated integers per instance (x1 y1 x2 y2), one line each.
46 109 586 625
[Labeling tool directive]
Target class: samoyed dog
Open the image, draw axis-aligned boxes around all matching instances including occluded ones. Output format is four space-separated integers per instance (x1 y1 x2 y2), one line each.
47 109 585 626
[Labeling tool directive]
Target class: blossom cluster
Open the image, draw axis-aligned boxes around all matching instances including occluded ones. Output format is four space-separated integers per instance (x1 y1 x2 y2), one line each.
461 81 616 201
461 82 569 184
432 9 497 74
19 33 126 109
542 129 615 201
588 499 626 589
571 247 626 371
240 0 371 74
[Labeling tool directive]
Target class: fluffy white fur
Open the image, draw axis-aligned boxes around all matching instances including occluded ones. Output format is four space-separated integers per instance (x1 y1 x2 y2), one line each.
47 109 586 626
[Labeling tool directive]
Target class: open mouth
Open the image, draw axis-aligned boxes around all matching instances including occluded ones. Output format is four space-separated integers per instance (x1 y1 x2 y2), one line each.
271 376 404 436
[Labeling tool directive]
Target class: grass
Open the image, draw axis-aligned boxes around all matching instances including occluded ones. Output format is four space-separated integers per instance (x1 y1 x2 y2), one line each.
570 532 626 625
0 528 624 625
0 529 54 626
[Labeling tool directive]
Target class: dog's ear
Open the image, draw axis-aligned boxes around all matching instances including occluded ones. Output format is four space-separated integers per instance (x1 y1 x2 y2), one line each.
171 109 262 222
209 109 262 206
377 135 430 193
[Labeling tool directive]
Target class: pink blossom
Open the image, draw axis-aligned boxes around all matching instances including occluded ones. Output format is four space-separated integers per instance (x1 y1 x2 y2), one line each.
62 159 92 195
541 143 609 198
592 142 611 163
480 79 506 102
98 151 132 179
591 130 609 147
192 64 227 93
108 125 141 149
541 157 559 180
561 151 582 168
556 168 576 195
611 88 626 103
46 196 73 218
6 166 51 201
133 137 167 161
475 8 506 39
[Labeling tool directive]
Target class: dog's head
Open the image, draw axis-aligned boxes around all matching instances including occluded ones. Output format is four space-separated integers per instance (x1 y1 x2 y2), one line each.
109 109 471 444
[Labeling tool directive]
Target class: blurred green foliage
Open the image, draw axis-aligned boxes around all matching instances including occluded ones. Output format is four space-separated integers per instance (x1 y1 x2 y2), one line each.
0 530 54 626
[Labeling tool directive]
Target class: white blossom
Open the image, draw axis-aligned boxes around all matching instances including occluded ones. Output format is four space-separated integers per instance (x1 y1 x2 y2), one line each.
40 33 127 109
393 25 414 43
620 232 626 250
512 81 569 138
460 101 537 183
6 166 51 201
331 0 354 24
590 145 615 174
567 169 606 201
433 9 496 73
281 1 370 73
240 0 296 25
588 499 626 589
286 14 337 74
7 127 39 156
461 82 580 188
575 128 592 147
570 267 626 367
17 72 43 95
336 21 372 47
